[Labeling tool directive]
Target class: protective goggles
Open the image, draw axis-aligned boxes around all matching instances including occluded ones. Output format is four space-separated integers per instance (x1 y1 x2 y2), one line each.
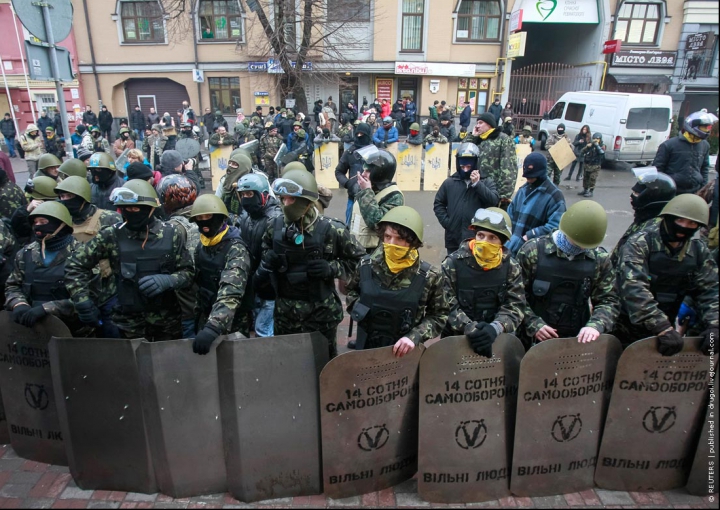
356 145 381 167
272 178 319 200
632 166 658 183
109 187 158 205
472 209 505 226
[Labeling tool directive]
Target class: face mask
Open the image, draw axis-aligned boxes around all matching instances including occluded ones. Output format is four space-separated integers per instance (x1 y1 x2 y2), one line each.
91 168 115 184
383 243 418 273
195 215 227 238
241 194 264 217
60 196 86 217
554 231 586 257
34 220 63 241
93 133 101 138
662 217 698 243
469 239 503 270
410 130 419 136
121 207 154 231
557 129 565 135
281 198 312 223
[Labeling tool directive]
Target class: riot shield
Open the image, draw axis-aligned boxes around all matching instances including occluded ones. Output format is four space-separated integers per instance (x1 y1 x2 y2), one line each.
0 312 70 464
218 332 329 503
176 138 202 160
320 345 424 499
595 337 710 491
510 335 622 497
137 339 226 498
50 337 157 494
395 143 422 191
0 392 9 444
418 335 524 503
114 148 130 174
686 401 715 496
423 143 450 191
210 145 233 191
314 142 340 189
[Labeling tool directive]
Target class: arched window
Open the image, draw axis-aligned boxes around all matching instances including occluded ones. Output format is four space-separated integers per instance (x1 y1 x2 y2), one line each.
456 0 501 42
119 0 164 43
198 0 245 42
614 2 662 45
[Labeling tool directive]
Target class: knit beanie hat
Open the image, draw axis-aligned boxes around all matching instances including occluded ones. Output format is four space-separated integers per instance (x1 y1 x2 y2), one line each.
127 162 154 181
477 113 497 129
160 150 184 171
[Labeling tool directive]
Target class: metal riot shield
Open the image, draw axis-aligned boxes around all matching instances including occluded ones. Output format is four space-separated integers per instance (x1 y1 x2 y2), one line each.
273 143 288 165
418 335 524 503
595 337 710 491
395 143 422 191
314 142 340 190
114 148 130 174
510 335 622 497
320 345 424 499
49 337 157 494
218 332 329 503
0 312 70 464
137 339 226 498
176 138 202 161
422 142 450 191
686 401 715 496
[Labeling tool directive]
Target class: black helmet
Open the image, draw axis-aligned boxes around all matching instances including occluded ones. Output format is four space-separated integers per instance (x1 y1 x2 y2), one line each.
631 168 677 211
356 146 396 189
455 142 481 173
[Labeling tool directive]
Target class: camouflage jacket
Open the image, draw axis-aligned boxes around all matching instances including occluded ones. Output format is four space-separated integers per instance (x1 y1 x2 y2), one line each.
442 241 525 335
0 181 28 220
517 233 620 335
545 133 568 149
616 219 718 332
0 220 15 270
423 133 448 146
5 238 79 320
346 246 450 345
355 186 404 231
195 227 252 335
474 128 518 202
259 133 284 160
65 217 195 307
609 218 652 267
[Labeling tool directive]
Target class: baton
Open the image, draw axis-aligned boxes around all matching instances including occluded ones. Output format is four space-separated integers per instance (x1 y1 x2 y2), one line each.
348 317 354 338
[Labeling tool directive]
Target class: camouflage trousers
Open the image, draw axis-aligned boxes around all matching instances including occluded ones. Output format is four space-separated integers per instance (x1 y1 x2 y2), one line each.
263 159 278 182
548 158 563 186
273 293 343 359
583 164 601 191
113 309 183 341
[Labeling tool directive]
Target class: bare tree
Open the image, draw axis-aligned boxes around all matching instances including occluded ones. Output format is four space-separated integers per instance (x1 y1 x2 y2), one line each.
160 0 377 114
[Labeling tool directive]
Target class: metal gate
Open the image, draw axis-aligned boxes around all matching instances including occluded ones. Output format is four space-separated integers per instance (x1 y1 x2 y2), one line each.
509 63 592 131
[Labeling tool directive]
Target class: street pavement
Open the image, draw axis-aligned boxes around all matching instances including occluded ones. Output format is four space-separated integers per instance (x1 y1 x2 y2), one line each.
1 154 717 508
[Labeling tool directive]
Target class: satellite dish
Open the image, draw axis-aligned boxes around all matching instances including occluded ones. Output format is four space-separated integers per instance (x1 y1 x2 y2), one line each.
12 0 73 43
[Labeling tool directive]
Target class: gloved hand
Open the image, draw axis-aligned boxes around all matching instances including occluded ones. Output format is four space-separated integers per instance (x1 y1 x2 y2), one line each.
263 250 283 272
465 322 497 358
20 305 47 327
307 258 333 279
700 327 717 356
657 329 684 357
193 327 220 355
677 302 697 328
11 304 31 324
75 300 101 325
138 274 175 298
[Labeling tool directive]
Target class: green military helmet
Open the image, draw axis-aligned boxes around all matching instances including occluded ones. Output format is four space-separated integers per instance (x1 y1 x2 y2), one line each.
58 159 88 180
29 176 58 200
237 173 270 194
522 125 532 133
112 179 160 208
38 153 62 171
409 123 420 131
293 121 302 127
659 194 709 227
470 207 512 242
90 126 101 134
379 205 424 243
190 194 229 219
273 168 319 202
29 201 73 228
55 176 92 203
88 152 116 170
559 200 608 249
119 127 130 135
280 161 307 176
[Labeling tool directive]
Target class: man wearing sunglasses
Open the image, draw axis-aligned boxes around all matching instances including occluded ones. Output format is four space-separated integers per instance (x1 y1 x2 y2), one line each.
255 168 365 359
66 179 195 341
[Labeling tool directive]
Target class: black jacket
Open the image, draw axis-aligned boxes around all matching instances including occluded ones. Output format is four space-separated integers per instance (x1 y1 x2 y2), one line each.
52 115 64 137
433 173 500 252
82 111 98 126
148 112 160 127
130 110 146 131
652 134 711 195
488 103 503 123
238 196 282 269
99 110 113 130
37 115 53 133
0 119 16 138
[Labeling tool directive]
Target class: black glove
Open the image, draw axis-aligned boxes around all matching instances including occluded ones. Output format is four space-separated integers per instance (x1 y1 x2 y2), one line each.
307 258 333 279
11 304 31 324
138 274 175 298
700 327 717 356
193 327 220 355
465 322 497 358
657 329 684 357
75 300 101 325
263 250 283 272
20 305 47 327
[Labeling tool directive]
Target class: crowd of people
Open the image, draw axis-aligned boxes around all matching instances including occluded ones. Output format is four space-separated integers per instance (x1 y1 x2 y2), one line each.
0 96 716 362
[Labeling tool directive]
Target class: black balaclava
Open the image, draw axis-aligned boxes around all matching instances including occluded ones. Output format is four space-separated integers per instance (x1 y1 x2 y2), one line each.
91 168 116 185
196 214 227 238
354 123 372 148
121 205 155 231
60 195 87 218
34 217 64 241
661 215 699 246
241 192 264 218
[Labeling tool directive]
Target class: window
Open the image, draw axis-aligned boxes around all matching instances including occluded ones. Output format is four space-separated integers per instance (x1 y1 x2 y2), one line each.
614 2 661 45
627 108 670 131
457 77 489 115
35 94 58 116
456 0 501 41
548 102 566 120
120 0 164 43
199 0 244 41
564 103 586 122
327 0 371 22
209 77 240 115
401 0 424 52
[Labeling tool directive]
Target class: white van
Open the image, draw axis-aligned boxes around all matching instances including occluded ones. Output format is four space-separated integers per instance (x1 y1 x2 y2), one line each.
538 92 672 165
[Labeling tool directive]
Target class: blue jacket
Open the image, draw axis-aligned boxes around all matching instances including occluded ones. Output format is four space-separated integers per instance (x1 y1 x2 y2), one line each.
506 179 566 256
286 132 311 152
405 101 417 122
459 106 472 127
372 125 399 145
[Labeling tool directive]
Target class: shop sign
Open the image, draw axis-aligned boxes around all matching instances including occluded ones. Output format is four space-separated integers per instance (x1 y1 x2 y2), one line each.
612 50 677 68
395 62 475 78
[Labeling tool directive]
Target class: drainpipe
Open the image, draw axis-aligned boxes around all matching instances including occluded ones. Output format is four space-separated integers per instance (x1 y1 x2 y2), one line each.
191 1 203 113
498 0 511 104
81 0 102 104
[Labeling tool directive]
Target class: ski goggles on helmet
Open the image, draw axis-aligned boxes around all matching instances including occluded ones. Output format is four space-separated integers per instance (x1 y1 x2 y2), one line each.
472 209 505 226
272 178 319 200
110 187 159 206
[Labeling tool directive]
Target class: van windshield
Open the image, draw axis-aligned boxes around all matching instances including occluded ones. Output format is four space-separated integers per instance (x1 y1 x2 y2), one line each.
627 108 671 131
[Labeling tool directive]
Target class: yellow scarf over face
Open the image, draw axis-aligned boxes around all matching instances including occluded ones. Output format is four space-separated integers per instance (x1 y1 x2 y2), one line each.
383 243 419 273
469 239 502 270
200 226 229 247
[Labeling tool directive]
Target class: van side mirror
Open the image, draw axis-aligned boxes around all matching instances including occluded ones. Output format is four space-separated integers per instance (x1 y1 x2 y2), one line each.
543 112 549 120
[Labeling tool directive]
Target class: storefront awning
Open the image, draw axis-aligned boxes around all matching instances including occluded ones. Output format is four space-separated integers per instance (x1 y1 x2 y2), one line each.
610 74 672 85
512 0 598 24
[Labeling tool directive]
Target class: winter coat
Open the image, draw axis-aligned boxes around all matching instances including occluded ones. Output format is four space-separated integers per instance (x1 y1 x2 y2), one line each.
488 103 503 123
652 134 711 195
20 125 44 161
148 112 161 127
372 125 399 146
459 106 472 127
506 179 567 256
0 119 15 139
380 103 392 119
82 111 98 126
391 102 405 121
130 110 146 131
405 101 417 122
99 110 114 130
36 115 53 134
52 115 64 137
433 172 500 252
